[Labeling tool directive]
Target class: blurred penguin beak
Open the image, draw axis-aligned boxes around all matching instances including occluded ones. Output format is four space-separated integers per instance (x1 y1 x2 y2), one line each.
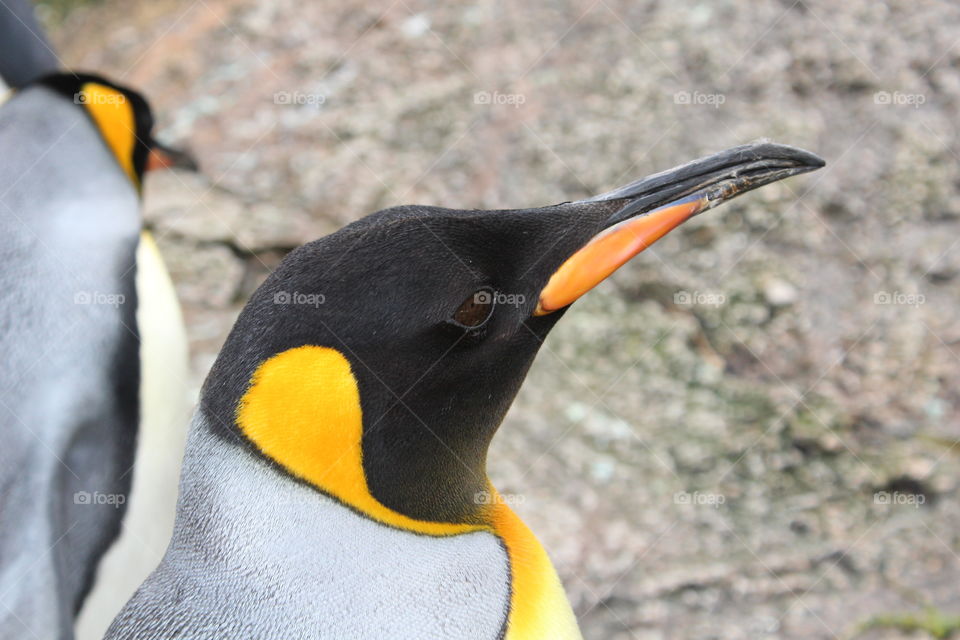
147 141 199 172
534 142 825 315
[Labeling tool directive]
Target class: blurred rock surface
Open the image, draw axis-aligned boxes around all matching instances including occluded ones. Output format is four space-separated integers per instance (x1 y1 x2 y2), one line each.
48 0 960 637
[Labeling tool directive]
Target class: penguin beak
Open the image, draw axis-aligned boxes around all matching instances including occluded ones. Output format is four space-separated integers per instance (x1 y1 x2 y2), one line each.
534 142 825 315
146 141 199 172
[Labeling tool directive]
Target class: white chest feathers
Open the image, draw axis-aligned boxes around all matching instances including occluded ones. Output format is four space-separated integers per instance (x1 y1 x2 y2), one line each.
106 416 512 639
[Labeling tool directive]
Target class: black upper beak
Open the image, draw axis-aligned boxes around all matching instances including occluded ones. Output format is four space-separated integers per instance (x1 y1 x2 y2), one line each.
534 141 825 315
585 141 825 227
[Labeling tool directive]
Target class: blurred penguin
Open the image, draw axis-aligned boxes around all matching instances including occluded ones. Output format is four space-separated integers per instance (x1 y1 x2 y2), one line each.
0 3 193 638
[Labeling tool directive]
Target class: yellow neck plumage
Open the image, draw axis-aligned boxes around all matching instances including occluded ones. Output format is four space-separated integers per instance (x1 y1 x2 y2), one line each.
236 345 581 639
76 82 140 190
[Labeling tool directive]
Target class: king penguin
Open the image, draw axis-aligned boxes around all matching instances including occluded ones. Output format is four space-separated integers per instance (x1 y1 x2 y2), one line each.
107 142 823 639
0 64 193 640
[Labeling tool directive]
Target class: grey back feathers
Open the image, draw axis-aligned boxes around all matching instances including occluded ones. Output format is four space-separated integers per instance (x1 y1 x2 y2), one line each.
105 410 512 640
0 85 141 638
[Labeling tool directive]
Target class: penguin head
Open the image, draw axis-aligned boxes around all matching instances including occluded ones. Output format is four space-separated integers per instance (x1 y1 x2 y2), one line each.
35 72 196 190
204 142 823 528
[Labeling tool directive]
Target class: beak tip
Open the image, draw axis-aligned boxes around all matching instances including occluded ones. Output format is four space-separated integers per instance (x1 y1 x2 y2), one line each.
795 149 826 171
753 141 825 171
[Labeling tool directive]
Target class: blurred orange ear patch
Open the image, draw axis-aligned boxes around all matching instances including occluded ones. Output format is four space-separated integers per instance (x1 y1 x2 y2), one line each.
78 82 138 187
236 345 479 536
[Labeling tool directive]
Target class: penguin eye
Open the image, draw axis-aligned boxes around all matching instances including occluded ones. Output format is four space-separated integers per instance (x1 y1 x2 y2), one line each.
451 289 495 329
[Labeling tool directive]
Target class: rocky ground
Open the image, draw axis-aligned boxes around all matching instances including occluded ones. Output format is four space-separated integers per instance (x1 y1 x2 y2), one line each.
45 0 960 637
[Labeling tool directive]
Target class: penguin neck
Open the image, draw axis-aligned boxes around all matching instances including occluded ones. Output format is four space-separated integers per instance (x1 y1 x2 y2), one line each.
199 340 583 639
359 402 496 524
